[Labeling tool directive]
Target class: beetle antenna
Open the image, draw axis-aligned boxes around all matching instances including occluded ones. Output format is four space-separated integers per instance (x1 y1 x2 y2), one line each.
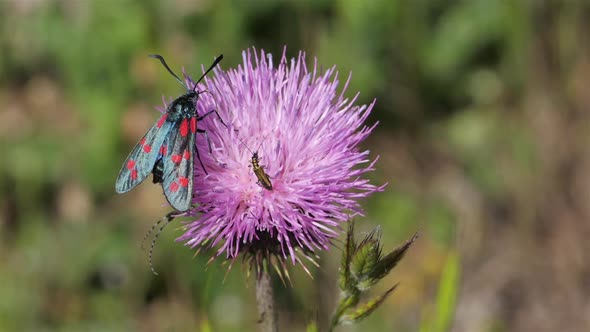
255 133 271 153
236 136 254 155
236 132 272 156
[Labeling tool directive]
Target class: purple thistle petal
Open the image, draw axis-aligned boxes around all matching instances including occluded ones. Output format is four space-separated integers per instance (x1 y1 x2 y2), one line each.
174 48 383 268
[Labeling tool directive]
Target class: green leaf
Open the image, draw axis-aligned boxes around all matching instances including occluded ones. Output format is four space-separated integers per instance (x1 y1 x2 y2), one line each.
306 320 319 332
339 284 398 324
418 251 460 332
433 252 460 332
199 318 213 332
331 291 360 329
339 220 356 291
369 233 419 282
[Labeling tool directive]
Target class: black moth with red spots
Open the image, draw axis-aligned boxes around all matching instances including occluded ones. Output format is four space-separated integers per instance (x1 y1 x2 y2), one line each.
115 54 225 211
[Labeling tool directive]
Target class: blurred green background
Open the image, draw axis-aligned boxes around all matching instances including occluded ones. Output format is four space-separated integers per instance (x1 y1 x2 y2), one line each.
1 0 590 331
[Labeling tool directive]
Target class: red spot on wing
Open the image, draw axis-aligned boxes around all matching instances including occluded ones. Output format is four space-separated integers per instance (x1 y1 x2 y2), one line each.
159 145 167 155
143 144 152 153
190 117 197 133
126 160 136 170
180 119 189 137
178 176 189 187
131 169 138 180
157 114 168 128
183 150 190 160
169 182 179 193
140 138 146 146
171 154 182 164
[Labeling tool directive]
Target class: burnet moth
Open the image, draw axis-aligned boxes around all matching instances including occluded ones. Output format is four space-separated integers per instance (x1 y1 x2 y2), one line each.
115 54 226 211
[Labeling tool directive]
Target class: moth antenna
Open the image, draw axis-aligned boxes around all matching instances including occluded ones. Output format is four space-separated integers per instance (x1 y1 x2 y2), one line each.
148 212 177 276
149 54 187 89
192 55 223 92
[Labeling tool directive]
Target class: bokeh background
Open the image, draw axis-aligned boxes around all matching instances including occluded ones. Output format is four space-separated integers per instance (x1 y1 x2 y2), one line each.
1 0 590 331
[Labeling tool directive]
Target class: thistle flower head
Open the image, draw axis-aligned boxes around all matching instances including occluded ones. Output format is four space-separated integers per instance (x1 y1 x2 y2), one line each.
171 48 382 274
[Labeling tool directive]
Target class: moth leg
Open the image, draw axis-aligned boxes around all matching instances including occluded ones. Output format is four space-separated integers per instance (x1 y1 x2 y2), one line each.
196 129 226 169
197 108 228 128
145 211 179 276
194 134 208 175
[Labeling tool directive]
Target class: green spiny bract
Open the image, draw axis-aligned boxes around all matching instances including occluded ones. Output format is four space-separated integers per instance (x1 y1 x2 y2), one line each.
330 220 418 330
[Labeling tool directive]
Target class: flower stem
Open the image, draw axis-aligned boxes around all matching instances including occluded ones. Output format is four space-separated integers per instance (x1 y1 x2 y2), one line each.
256 269 278 332
328 292 356 332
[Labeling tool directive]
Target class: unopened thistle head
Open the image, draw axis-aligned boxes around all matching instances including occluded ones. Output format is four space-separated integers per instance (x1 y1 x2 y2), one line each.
174 48 383 276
